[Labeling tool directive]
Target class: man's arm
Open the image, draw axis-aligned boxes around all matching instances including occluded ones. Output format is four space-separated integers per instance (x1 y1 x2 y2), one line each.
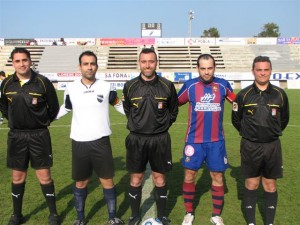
231 93 243 132
169 83 179 126
45 78 60 122
177 82 189 106
122 83 131 118
280 90 290 131
56 89 72 119
109 90 125 115
0 79 8 119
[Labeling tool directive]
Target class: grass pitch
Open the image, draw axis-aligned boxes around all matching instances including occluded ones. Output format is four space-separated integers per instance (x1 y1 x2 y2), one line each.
0 89 299 225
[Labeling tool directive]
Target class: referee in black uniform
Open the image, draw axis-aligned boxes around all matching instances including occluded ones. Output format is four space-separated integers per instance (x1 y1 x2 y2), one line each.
0 48 60 225
123 48 178 225
232 56 289 225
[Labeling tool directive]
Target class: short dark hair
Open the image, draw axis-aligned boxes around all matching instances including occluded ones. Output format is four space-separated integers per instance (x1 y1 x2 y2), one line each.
79 51 98 65
197 53 215 67
11 48 31 60
139 48 158 61
252 56 272 70
0 71 5 77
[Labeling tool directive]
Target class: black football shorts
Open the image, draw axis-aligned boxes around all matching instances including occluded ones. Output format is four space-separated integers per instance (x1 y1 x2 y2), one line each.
72 136 114 181
7 129 53 170
240 138 283 179
125 132 172 174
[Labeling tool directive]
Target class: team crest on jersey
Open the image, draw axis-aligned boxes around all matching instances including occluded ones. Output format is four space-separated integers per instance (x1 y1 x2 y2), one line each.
158 102 164 109
97 94 104 103
213 85 218 92
233 102 238 111
185 145 195 157
32 97 38 105
272 108 277 116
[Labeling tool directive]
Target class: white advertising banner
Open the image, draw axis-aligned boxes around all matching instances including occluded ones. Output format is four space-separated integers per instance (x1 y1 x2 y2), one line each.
184 38 215 46
97 72 139 81
215 38 248 45
41 73 58 81
110 82 126 90
35 38 60 46
214 71 300 81
155 38 185 46
241 80 280 89
57 72 82 81
161 72 175 82
256 38 277 45
64 38 96 46
42 72 300 83
287 80 300 89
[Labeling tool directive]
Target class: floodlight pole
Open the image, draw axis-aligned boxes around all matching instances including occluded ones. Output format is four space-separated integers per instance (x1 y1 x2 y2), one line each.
188 10 195 37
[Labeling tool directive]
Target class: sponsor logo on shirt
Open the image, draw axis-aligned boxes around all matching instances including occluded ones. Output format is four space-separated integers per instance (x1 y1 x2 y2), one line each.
194 93 222 112
195 93 221 111
200 93 215 103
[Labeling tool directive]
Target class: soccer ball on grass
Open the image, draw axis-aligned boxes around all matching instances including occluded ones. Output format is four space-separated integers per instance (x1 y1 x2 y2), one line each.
141 217 163 225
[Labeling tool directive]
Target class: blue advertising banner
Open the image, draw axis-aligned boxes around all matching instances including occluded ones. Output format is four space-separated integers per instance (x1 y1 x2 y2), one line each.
174 72 191 82
277 37 300 44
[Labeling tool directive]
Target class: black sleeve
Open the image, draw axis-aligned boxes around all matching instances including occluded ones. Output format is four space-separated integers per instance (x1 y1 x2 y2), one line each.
280 90 289 131
231 93 243 132
45 78 59 122
65 94 72 110
109 90 118 105
122 83 131 118
169 83 179 126
0 79 9 119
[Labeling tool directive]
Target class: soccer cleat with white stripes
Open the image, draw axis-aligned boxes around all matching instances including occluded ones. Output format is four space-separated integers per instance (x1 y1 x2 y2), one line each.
182 213 194 225
210 216 224 225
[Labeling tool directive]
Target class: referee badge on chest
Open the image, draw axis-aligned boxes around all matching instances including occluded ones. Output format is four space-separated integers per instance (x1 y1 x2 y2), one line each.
272 108 277 116
32 97 38 105
158 101 164 109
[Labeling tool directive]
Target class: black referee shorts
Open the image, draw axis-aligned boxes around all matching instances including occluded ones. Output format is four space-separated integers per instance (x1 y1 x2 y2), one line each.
7 129 53 170
241 138 283 179
125 132 172 174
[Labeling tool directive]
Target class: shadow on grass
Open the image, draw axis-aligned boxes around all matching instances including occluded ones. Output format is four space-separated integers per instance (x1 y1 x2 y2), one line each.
23 156 128 224
229 164 266 224
168 159 215 216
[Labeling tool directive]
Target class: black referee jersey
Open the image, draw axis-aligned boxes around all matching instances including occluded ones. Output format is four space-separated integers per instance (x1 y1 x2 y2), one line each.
232 82 289 143
0 70 59 129
123 74 178 135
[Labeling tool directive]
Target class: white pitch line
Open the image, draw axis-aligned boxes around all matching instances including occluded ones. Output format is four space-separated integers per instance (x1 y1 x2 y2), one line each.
140 163 156 221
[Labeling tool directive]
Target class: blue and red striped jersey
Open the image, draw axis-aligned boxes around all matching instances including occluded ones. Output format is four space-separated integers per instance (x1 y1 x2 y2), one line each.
178 77 235 144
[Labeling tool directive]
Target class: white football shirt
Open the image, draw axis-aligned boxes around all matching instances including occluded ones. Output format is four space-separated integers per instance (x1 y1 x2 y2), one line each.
60 78 117 141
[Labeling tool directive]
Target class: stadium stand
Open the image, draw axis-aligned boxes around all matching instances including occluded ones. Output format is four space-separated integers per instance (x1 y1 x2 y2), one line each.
0 46 14 74
106 46 139 70
1 44 299 74
37 46 82 73
250 45 300 71
0 46 44 74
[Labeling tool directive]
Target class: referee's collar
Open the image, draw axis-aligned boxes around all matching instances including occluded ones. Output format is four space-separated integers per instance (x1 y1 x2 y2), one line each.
12 69 38 83
138 72 159 85
252 81 272 93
